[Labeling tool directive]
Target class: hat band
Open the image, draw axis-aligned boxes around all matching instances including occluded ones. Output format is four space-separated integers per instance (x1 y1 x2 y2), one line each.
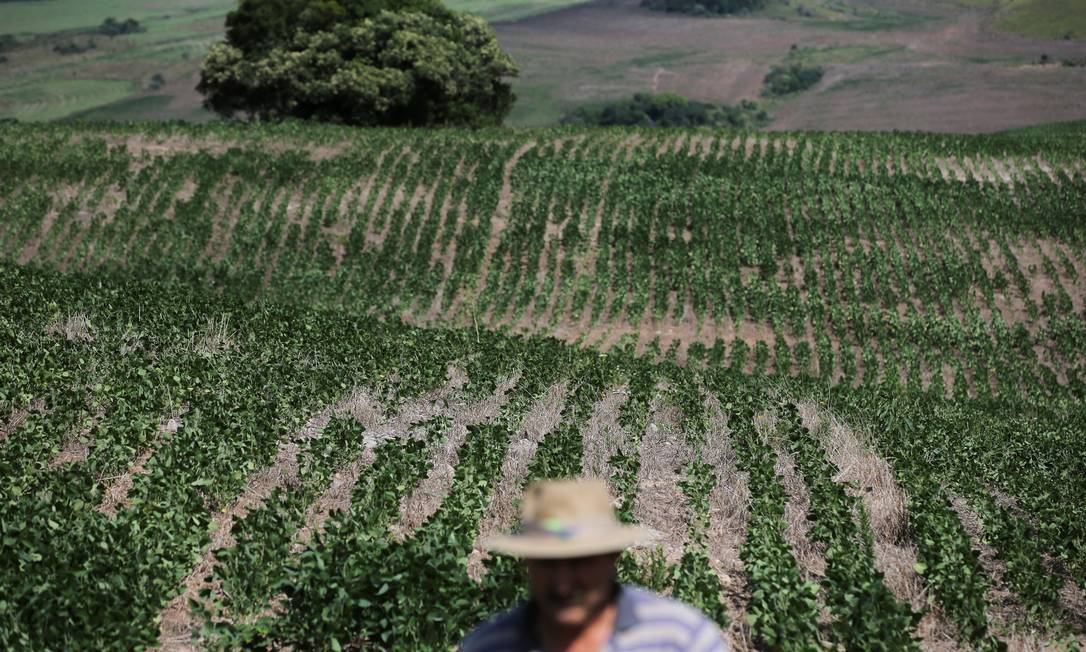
518 516 622 541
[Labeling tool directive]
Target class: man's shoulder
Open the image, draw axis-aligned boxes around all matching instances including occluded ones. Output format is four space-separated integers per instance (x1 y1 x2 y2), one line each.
459 604 526 652
618 586 729 651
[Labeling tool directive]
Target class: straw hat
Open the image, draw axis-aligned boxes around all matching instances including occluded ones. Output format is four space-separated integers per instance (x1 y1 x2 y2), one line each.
484 478 657 559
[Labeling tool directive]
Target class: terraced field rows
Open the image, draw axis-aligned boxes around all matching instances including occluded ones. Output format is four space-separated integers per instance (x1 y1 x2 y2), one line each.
1 264 1084 650
3 124 1085 403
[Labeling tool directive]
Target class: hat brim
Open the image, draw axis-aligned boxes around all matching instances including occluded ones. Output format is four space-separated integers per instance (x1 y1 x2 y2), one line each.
483 525 658 559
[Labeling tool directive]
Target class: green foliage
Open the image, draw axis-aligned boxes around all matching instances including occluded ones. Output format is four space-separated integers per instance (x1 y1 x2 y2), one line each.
641 0 766 16
2 122 1086 649
762 62 824 96
779 403 919 650
562 93 769 129
98 17 144 37
52 40 96 56
199 10 518 127
224 0 451 56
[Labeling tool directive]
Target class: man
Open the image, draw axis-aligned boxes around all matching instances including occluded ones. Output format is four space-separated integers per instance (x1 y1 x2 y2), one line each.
461 478 730 652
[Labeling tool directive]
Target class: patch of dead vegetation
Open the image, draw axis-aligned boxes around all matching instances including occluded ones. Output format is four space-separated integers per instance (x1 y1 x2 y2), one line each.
1 398 46 443
947 492 1054 648
294 365 469 548
580 385 631 482
795 400 962 647
703 394 755 652
633 393 692 569
51 400 108 467
45 313 94 342
192 315 234 357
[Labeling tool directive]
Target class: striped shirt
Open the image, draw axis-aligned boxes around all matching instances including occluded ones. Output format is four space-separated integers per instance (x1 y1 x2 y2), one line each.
460 585 729 652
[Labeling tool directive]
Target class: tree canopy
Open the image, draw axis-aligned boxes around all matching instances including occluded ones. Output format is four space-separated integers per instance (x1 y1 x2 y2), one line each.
198 9 517 127
224 0 451 55
201 0 517 127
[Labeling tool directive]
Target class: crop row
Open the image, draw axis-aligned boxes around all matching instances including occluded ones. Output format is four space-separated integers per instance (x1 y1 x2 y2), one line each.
1 125 1084 403
1 264 1083 649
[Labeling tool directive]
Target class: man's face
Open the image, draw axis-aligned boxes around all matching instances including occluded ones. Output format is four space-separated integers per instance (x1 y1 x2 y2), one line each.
526 553 619 626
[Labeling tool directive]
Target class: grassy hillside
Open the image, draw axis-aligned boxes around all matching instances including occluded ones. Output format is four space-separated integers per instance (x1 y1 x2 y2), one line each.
992 0 1086 40
0 0 589 124
1 123 1085 650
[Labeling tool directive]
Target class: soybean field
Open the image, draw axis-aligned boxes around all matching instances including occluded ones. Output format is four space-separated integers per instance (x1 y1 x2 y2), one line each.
1 122 1084 651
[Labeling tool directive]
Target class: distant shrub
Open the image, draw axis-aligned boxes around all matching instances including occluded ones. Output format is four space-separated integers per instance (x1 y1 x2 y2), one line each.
149 73 166 90
0 34 18 52
53 40 96 56
1061 57 1085 67
562 92 769 128
762 62 824 97
99 17 144 37
0 55 7 64
641 0 765 16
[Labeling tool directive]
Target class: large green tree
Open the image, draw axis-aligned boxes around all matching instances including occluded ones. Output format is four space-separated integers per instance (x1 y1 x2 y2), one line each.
224 0 450 55
200 2 517 127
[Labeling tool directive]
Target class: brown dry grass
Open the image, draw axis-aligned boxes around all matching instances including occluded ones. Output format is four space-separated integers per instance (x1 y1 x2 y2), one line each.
0 398 45 443
51 401 107 467
580 384 631 481
947 492 1058 649
45 313 94 342
192 315 234 357
794 400 961 645
703 394 755 652
466 381 568 581
633 393 693 568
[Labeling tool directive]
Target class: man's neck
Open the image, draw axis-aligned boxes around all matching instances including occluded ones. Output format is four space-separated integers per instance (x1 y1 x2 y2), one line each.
535 599 619 652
